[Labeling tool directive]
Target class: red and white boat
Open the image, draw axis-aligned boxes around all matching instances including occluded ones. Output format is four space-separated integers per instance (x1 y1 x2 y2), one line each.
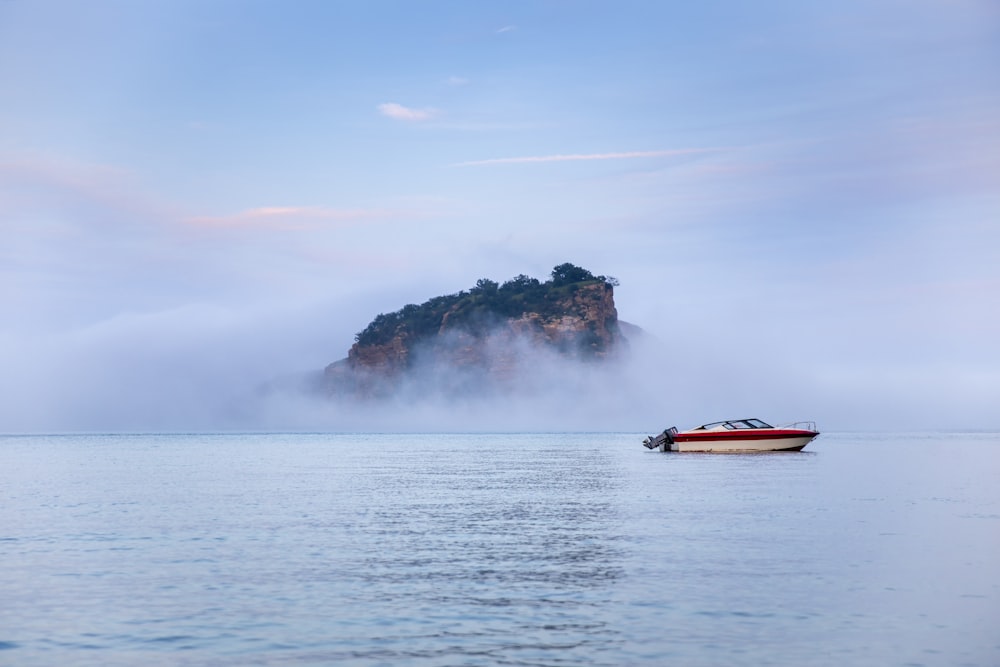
643 418 820 452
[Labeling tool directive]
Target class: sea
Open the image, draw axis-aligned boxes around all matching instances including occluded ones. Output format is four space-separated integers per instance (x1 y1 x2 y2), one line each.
1 431 998 667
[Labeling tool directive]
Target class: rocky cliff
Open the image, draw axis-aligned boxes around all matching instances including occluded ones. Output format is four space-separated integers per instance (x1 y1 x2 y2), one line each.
323 264 629 399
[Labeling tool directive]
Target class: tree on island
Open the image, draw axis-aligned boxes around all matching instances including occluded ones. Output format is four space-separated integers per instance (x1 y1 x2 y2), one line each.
550 262 619 288
550 262 596 286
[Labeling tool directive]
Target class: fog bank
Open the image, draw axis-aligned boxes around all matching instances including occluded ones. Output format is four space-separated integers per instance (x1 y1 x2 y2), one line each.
2 290 997 434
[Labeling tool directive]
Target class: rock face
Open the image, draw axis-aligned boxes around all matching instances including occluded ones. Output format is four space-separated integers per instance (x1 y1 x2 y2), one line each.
324 278 627 399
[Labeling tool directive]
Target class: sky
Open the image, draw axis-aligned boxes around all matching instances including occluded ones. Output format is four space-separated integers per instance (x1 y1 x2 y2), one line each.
1 0 998 432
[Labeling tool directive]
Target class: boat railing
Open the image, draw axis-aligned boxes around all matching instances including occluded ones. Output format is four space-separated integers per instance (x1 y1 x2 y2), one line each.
782 421 817 432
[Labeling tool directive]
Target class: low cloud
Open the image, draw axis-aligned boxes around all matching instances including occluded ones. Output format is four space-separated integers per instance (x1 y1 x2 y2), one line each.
377 102 437 122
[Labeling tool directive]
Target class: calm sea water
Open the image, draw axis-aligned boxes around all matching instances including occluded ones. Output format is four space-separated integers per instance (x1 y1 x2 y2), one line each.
1 432 998 666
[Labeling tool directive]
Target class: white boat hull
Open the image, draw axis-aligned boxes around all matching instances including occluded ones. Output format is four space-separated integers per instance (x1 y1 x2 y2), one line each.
666 435 815 452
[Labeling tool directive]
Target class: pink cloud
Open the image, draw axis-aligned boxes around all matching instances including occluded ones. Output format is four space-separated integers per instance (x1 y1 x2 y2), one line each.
377 103 436 122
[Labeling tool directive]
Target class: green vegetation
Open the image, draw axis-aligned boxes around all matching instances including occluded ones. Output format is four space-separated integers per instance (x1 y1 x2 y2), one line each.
354 263 618 347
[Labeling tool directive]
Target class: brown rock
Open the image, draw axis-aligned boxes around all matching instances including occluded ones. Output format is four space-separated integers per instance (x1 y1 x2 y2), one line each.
323 281 626 398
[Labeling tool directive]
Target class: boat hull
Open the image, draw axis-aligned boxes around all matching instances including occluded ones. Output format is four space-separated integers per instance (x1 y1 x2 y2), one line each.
669 434 816 452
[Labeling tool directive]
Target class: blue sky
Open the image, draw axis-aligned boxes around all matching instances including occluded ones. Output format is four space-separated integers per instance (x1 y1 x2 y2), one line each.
1 1 998 431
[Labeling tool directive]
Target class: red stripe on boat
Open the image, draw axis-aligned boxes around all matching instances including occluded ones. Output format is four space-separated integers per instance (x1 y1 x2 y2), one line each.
675 430 816 442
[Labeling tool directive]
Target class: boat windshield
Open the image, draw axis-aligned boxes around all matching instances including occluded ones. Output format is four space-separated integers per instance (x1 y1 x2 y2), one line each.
698 418 774 430
694 419 774 431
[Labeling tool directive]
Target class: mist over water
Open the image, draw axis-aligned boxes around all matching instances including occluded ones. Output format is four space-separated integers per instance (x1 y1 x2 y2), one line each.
314 320 662 432
2 295 996 435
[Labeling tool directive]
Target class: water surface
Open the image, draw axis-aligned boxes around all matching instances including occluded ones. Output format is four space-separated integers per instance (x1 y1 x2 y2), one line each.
1 432 998 666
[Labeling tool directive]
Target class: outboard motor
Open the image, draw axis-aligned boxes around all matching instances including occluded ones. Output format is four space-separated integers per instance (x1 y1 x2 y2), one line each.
643 427 678 451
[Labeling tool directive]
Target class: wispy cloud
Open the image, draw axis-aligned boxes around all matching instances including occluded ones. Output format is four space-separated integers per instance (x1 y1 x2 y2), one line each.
446 76 469 87
377 102 437 122
186 206 393 230
453 148 721 167
496 25 516 34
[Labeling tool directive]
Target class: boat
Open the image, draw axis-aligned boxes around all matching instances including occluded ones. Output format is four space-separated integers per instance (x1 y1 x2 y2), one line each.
642 418 819 452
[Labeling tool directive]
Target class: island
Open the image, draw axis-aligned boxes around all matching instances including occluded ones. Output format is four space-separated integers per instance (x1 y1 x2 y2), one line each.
322 263 633 399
